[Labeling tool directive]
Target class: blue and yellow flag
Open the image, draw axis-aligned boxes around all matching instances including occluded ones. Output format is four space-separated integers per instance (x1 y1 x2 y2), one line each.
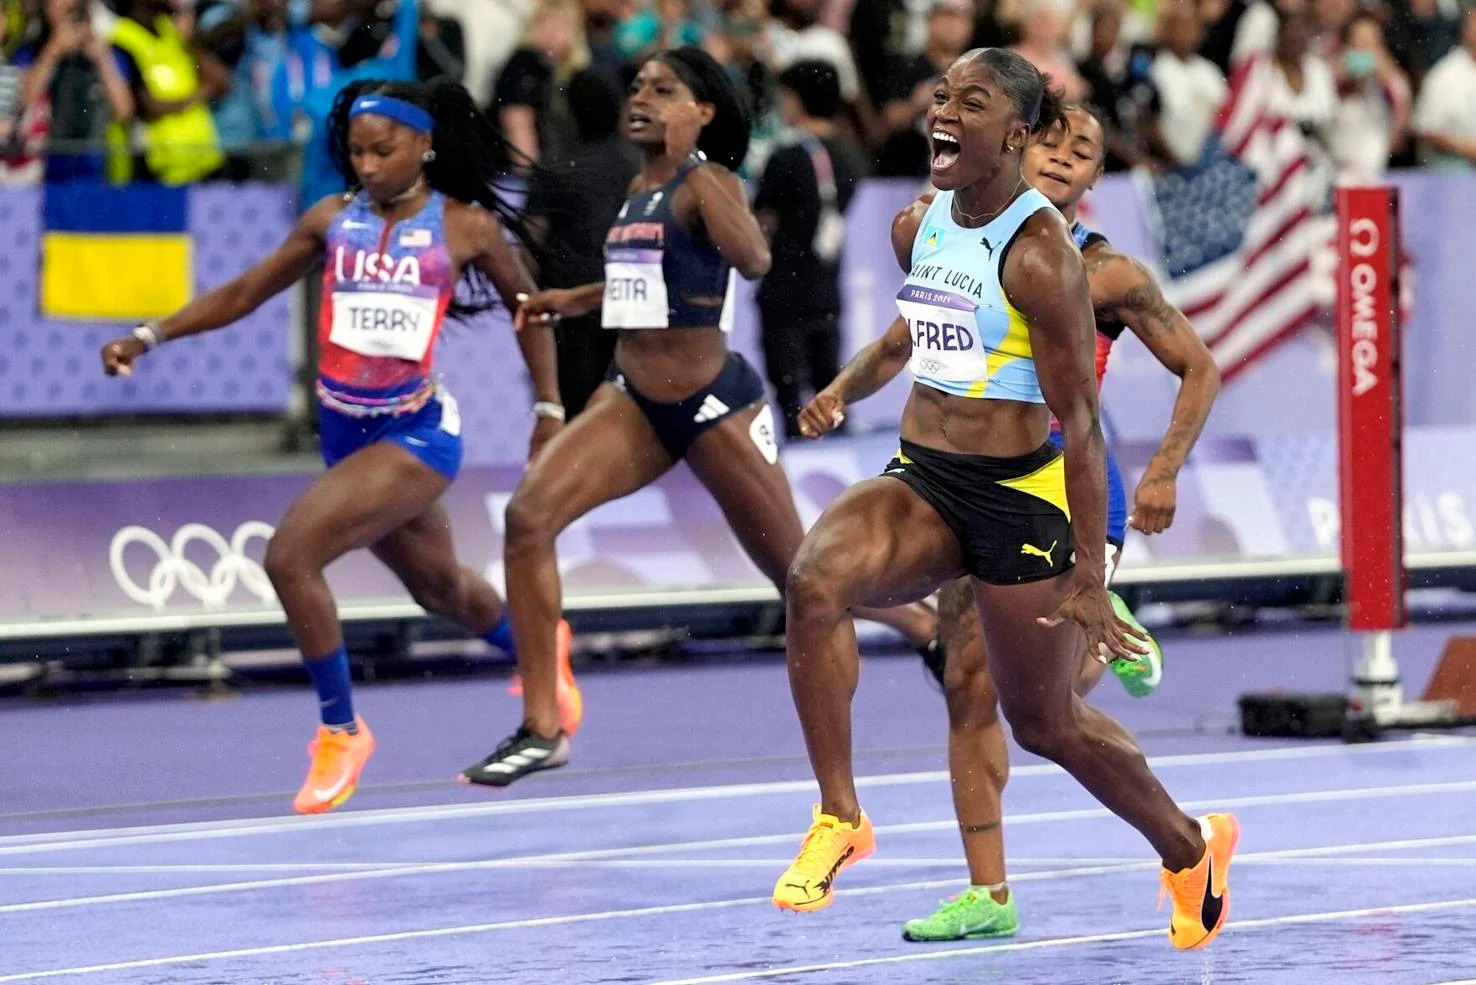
40 183 192 322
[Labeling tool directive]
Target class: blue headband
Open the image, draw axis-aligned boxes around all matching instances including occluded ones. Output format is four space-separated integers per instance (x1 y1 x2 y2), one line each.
349 94 433 134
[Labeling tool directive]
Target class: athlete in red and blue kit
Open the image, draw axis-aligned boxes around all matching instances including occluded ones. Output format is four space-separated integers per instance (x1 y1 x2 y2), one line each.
101 78 563 816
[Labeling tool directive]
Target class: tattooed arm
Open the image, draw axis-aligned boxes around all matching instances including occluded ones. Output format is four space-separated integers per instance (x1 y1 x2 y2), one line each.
1087 243 1221 535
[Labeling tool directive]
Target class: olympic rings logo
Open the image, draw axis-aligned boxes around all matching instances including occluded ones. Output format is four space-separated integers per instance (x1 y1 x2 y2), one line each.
920 359 944 375
109 522 277 610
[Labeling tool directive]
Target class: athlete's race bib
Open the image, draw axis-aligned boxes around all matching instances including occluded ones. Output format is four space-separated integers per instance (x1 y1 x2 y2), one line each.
329 287 440 362
897 283 984 384
603 249 670 329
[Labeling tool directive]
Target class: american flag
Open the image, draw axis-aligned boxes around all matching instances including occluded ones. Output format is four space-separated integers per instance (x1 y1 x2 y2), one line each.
1139 53 1332 383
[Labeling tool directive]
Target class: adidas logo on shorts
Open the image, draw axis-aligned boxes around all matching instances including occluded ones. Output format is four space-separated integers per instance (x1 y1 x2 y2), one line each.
693 394 730 424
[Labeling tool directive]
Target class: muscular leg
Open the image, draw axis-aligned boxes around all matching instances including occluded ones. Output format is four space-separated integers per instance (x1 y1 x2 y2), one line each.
265 442 448 813
370 501 505 635
684 403 938 648
973 575 1203 870
503 383 673 737
684 402 807 588
1075 638 1110 694
783 478 966 823
265 443 450 660
935 577 1010 895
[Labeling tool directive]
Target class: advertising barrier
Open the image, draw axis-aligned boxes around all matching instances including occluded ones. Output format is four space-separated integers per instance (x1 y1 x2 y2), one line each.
4 428 1476 636
5 172 1476 441
3 174 1475 638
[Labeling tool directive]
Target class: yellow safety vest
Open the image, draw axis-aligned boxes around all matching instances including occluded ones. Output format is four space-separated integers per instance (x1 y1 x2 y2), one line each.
110 15 224 185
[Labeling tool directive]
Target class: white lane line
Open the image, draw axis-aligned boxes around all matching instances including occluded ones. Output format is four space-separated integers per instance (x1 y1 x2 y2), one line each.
1 791 1471 914
10 845 1476 877
1 736 1467 855
1248 857 1476 867
0 858 1131 875
0 863 399 875
642 896 1476 985
2 889 1472 984
1252 832 1476 858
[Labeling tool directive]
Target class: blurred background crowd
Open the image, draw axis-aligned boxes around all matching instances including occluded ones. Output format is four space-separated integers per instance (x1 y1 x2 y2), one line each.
2 0 1472 192
0 0 1470 437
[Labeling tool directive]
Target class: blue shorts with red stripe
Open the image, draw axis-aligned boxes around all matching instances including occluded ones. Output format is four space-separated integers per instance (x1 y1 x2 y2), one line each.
1048 428 1128 548
317 379 463 482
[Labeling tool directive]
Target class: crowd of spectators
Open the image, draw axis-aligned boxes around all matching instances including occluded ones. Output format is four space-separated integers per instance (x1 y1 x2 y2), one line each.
0 0 1470 426
0 0 1472 190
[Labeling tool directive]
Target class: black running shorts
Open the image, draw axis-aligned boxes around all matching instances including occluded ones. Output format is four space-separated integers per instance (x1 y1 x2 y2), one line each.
606 352 769 461
882 438 1075 586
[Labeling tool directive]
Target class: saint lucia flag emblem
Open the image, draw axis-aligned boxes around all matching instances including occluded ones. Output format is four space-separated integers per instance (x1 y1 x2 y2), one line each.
923 225 944 250
39 183 191 322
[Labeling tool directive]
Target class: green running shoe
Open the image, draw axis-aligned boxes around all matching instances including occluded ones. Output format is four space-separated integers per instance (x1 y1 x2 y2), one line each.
902 887 1019 942
1108 590 1163 698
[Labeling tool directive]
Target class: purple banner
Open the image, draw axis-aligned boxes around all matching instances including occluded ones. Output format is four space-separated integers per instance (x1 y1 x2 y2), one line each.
835 171 1476 438
6 172 1475 447
1107 427 1476 569
5 426 1476 627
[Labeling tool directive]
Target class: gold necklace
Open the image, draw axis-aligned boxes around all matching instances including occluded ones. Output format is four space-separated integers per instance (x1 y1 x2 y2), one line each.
950 175 1027 226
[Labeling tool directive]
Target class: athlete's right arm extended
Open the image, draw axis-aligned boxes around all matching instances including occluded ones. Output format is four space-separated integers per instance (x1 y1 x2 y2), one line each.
99 196 339 376
514 281 608 329
797 199 929 438
101 196 340 376
798 315 911 437
160 195 338 341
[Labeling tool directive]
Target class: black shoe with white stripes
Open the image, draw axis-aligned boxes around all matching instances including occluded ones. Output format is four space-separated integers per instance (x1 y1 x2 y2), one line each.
459 726 570 787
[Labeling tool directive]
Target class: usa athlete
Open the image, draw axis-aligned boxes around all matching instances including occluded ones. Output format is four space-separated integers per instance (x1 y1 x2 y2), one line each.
100 78 561 815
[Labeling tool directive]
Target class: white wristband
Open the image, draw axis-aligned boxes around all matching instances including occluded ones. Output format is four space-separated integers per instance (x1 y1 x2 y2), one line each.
132 322 162 350
533 401 566 422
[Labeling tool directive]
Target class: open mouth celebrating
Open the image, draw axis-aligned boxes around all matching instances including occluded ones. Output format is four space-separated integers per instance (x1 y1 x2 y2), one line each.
931 130 961 172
